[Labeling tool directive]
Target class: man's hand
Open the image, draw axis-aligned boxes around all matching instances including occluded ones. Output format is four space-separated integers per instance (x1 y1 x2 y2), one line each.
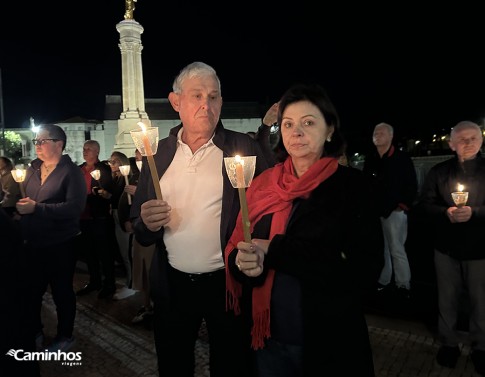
140 199 171 232
447 206 472 223
263 102 279 127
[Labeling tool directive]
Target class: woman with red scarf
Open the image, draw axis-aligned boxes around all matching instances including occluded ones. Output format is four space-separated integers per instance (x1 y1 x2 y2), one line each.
225 83 384 377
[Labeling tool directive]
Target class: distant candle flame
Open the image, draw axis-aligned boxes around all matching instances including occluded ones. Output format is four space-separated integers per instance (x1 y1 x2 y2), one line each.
119 165 131 176
90 169 101 181
457 183 464 192
11 168 26 182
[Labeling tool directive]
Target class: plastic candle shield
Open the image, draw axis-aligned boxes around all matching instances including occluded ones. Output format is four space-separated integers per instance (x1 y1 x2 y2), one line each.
224 155 257 242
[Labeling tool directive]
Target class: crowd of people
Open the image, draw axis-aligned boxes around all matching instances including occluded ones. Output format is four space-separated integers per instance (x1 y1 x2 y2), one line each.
1 60 484 377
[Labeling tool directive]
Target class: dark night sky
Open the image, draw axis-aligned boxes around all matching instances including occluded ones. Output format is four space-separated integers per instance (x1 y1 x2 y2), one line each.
2 1 485 153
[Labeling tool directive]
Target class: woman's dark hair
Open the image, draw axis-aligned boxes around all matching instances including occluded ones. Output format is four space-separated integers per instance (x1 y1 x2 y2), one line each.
0 156 14 171
111 151 130 166
275 83 346 160
38 124 67 151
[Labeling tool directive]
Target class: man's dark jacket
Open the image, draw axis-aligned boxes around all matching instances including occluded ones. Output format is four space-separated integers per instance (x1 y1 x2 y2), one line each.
362 145 418 218
415 153 485 260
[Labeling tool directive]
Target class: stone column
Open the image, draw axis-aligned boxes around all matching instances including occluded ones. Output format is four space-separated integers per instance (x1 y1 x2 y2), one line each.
114 18 149 157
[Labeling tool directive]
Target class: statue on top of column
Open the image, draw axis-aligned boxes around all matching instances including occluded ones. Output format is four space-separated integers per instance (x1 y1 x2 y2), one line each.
124 0 137 20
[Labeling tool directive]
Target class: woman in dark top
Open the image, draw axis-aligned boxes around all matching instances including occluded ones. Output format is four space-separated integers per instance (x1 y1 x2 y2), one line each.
225 83 384 377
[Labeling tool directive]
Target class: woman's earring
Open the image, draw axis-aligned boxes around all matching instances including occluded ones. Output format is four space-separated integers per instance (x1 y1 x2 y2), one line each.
326 136 332 142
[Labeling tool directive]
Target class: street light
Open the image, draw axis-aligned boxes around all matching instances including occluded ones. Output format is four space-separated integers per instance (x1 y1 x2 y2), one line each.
30 117 39 133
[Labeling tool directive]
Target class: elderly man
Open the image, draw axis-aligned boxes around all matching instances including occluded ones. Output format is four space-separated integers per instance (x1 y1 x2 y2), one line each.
76 140 116 299
416 121 485 375
131 61 273 377
362 122 417 300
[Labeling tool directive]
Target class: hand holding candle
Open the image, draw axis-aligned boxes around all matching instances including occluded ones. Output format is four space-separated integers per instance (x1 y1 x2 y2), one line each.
90 169 103 194
130 122 163 200
451 183 468 208
90 169 101 181
119 165 132 205
224 155 257 242
11 168 26 198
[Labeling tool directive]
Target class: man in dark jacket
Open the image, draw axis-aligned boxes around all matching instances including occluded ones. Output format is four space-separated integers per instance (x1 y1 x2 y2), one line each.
363 122 418 299
76 140 116 299
130 61 273 377
416 121 485 375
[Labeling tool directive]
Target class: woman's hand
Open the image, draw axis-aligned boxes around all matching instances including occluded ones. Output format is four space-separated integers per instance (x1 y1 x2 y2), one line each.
124 184 137 195
235 239 269 277
16 197 36 215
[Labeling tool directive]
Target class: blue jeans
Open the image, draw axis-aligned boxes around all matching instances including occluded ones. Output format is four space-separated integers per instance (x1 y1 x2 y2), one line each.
378 210 411 289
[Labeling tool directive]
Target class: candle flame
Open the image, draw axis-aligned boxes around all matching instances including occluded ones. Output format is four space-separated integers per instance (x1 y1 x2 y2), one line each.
457 183 464 192
234 155 244 165
137 121 147 133
12 168 26 182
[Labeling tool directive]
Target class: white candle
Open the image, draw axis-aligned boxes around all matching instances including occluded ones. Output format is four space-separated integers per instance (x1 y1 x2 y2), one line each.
119 165 132 205
234 155 251 242
135 122 163 200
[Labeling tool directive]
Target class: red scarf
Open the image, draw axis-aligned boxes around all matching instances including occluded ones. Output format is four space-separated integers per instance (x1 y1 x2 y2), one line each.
225 156 338 349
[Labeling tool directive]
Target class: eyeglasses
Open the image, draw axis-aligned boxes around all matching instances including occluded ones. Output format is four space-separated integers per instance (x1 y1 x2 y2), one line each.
32 138 60 146
107 159 121 165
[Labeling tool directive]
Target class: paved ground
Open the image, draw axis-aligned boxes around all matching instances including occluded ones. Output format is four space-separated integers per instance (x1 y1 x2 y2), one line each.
15 263 485 377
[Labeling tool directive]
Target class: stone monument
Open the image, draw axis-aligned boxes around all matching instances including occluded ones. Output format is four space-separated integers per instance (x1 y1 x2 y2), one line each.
114 0 148 157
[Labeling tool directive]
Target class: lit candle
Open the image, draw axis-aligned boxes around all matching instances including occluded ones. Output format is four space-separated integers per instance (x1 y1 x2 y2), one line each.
90 169 101 181
234 155 251 242
137 122 154 157
452 183 468 208
119 165 132 205
235 155 245 188
136 122 163 201
11 168 26 198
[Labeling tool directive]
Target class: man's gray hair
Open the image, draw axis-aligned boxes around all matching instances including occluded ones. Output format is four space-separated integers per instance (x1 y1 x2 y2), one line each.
172 61 221 94
84 139 100 153
375 122 394 135
450 120 480 138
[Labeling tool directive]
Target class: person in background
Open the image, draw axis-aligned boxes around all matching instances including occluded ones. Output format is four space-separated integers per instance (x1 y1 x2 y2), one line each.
415 121 485 375
16 124 86 352
0 156 21 217
362 122 418 300
225 83 383 377
109 150 137 300
76 140 117 299
130 61 274 377
258 102 282 165
118 149 155 324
